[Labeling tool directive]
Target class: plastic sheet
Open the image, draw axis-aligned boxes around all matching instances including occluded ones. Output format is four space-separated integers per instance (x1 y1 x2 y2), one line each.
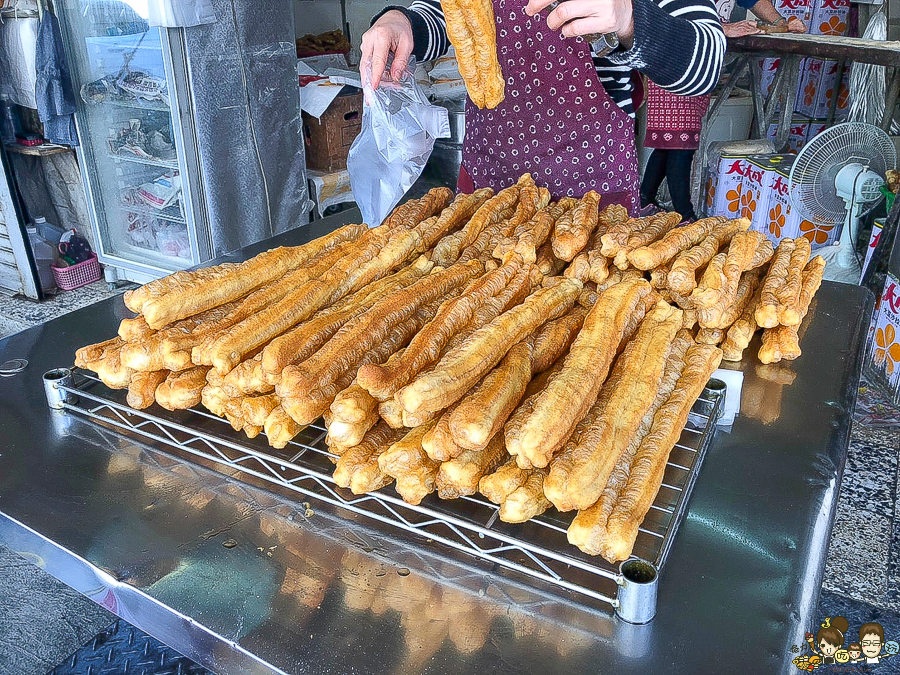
348 59 449 227
182 0 309 254
0 16 38 108
147 0 216 28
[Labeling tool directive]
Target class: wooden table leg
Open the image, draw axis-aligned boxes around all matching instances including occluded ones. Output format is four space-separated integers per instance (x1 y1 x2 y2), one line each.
749 58 766 139
773 56 801 152
826 58 846 127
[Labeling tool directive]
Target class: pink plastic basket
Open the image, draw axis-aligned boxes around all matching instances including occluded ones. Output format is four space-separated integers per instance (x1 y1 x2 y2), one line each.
52 253 102 291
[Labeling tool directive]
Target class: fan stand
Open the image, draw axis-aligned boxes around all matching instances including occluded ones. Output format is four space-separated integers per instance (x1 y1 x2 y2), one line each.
820 197 863 284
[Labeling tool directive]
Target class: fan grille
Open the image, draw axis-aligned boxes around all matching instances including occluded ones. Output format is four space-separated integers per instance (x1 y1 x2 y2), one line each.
789 122 896 224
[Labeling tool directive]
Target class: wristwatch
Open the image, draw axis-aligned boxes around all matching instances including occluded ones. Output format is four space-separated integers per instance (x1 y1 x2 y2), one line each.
545 0 620 57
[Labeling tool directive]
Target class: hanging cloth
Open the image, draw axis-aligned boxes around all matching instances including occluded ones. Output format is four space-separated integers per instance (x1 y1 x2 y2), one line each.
34 10 77 146
147 0 216 28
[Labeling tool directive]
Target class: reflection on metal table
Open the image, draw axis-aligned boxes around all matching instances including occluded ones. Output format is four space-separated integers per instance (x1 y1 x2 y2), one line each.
0 211 874 674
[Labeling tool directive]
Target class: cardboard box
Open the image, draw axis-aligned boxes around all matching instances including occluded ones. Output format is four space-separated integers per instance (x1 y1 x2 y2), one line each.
861 219 885 282
302 88 362 172
744 155 788 233
810 0 849 36
707 155 754 219
758 58 781 100
773 0 813 23
868 272 900 391
795 58 823 118
813 60 850 120
766 118 810 153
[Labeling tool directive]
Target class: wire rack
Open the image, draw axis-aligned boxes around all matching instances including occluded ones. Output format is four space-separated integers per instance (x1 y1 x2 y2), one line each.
56 369 723 611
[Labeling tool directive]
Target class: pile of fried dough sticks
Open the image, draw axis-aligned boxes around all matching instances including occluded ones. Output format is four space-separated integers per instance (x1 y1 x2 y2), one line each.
75 174 824 562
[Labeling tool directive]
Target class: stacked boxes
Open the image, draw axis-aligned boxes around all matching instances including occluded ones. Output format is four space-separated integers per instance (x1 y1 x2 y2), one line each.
707 153 838 249
766 119 811 153
869 273 900 393
810 0 850 36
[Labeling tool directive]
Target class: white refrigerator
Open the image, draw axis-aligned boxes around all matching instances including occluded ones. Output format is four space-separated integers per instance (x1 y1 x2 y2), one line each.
58 0 309 283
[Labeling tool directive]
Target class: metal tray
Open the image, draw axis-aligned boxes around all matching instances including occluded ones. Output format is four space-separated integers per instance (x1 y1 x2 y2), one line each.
47 368 723 619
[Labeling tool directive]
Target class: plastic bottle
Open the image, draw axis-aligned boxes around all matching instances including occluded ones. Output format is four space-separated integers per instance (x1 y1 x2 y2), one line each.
33 216 65 247
25 225 57 294
0 95 22 144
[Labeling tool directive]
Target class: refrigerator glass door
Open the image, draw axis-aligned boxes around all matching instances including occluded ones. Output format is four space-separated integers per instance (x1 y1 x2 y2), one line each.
57 1 202 277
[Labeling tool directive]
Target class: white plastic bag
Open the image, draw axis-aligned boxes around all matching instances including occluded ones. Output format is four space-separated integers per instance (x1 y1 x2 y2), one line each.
348 58 450 227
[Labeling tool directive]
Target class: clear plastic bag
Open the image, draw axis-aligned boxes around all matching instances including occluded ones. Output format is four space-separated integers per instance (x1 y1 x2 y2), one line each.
348 58 450 227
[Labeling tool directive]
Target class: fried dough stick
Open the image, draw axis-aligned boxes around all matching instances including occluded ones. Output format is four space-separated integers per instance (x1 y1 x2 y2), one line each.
357 256 522 401
613 212 681 269
126 370 169 409
449 306 587 451
563 332 691 555
543 301 683 511
597 344 722 562
118 316 153 342
691 231 773 325
281 298 445 426
327 383 380 449
155 366 211 411
264 405 307 449
698 267 762 330
666 218 750 295
494 198 577 262
261 256 433 384
127 223 366 327
552 190 600 262
627 216 731 271
398 279 581 419
758 256 825 364
776 237 812 326
755 238 796 328
504 278 652 469
500 468 551 523
378 423 440 504
76 337 134 389
421 400 467 461
333 422 408 493
222 354 272 397
436 434 508 499
282 262 481 402
479 456 530 504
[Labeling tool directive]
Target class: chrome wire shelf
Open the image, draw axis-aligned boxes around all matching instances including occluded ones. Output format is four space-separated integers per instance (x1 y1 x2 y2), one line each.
53 368 722 614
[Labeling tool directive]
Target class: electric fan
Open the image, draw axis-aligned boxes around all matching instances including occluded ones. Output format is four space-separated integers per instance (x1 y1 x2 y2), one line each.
789 122 896 283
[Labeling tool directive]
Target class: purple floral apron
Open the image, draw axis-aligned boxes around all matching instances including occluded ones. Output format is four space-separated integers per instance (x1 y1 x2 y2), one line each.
462 0 639 214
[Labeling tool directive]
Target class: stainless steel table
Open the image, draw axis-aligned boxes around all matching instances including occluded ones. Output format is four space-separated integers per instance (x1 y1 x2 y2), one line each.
0 212 874 674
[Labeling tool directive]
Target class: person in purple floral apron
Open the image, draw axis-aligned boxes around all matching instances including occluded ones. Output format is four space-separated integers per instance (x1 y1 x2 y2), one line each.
362 0 726 214
639 0 805 220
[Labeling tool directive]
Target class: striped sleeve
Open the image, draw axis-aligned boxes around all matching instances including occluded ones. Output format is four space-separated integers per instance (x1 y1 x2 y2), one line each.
605 0 725 96
374 0 450 62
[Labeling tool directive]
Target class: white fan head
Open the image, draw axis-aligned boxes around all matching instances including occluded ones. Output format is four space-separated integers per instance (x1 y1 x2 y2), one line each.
789 122 895 224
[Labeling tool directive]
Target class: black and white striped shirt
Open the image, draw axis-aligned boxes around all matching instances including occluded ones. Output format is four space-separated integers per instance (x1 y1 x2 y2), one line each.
378 0 725 118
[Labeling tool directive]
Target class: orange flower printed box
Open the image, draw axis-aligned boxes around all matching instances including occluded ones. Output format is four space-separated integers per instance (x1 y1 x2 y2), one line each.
763 157 838 249
706 154 752 219
867 273 900 400
810 0 849 36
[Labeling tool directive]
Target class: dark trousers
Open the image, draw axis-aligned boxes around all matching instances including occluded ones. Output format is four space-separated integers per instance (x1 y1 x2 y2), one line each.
640 149 696 221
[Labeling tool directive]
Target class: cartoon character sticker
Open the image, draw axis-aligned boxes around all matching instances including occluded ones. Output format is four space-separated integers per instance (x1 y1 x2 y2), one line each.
792 618 898 670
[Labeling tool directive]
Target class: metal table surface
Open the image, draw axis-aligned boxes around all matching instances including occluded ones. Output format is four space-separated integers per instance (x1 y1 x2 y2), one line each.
0 212 874 675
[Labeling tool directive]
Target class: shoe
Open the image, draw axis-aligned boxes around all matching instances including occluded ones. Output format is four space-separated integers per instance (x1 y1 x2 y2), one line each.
638 202 662 217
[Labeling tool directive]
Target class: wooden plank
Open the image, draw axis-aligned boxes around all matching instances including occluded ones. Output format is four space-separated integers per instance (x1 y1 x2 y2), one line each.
728 34 900 67
0 245 17 267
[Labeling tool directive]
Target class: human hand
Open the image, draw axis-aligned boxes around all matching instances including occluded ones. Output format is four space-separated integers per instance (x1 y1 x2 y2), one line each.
359 10 414 89
787 16 806 32
525 0 635 47
722 20 762 38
